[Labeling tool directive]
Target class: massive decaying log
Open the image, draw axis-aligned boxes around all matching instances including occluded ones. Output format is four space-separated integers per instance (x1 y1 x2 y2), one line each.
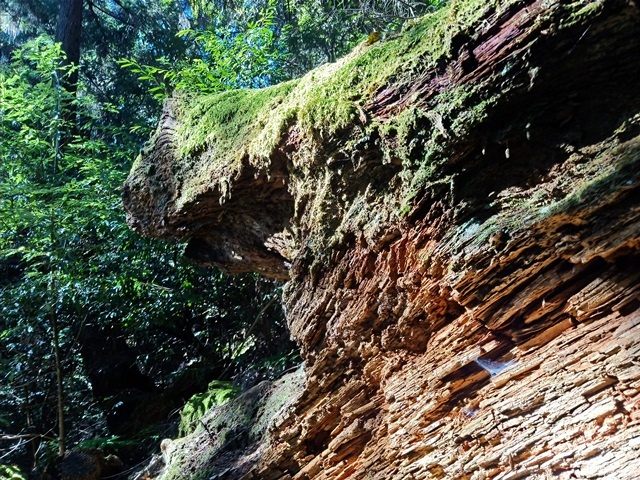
123 0 640 478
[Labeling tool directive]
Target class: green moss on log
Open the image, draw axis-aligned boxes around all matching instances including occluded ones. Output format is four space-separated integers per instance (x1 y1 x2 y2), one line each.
171 0 504 171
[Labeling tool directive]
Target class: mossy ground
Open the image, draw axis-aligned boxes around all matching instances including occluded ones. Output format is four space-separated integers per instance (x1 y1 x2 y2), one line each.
174 0 501 152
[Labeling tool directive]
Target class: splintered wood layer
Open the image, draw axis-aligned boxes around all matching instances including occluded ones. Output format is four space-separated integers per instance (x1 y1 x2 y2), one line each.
264 161 640 480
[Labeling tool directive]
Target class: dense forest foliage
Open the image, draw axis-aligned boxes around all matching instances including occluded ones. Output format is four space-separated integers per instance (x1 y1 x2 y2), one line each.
0 0 445 477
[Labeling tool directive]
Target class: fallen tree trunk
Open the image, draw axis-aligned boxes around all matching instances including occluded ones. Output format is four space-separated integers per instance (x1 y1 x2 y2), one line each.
124 0 640 478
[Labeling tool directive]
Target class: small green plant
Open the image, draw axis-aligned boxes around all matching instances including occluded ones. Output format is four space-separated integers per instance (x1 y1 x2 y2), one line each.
0 465 27 480
399 204 412 217
179 381 240 436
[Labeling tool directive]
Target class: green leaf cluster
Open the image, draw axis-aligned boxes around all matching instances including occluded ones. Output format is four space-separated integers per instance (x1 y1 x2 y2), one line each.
119 0 288 101
178 380 240 436
0 464 27 480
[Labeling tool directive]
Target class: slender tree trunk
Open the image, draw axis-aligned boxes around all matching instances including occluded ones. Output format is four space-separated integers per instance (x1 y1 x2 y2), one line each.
55 0 83 93
48 211 65 456
55 0 83 150
51 4 81 451
24 385 40 470
52 308 65 456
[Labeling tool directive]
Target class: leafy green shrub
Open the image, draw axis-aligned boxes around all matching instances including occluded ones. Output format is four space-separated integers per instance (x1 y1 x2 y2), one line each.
179 381 240 437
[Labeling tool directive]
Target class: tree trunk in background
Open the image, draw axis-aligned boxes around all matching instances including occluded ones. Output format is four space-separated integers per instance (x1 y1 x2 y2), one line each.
55 0 83 93
54 0 83 154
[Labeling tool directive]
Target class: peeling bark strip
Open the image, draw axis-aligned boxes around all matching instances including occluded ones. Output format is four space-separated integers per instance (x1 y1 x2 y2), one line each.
124 1 640 479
